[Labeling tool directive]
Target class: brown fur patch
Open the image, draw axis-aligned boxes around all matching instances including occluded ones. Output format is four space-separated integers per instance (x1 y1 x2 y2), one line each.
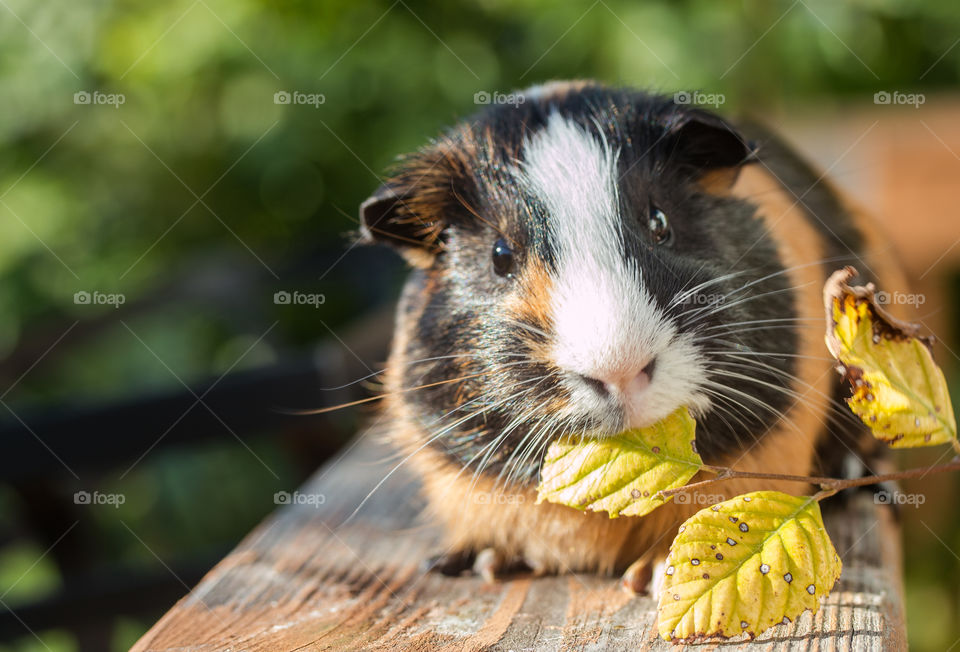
696 167 743 194
712 165 834 482
523 80 596 103
504 259 555 344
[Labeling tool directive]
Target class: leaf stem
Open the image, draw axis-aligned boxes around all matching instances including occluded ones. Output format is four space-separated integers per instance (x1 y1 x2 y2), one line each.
659 457 960 500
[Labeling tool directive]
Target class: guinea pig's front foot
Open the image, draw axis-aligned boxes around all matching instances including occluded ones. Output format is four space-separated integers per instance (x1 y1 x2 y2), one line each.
620 552 667 596
423 547 540 584
422 548 476 577
472 547 546 583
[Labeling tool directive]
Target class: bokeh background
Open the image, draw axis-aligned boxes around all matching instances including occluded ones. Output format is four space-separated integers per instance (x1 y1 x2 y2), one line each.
1 0 959 649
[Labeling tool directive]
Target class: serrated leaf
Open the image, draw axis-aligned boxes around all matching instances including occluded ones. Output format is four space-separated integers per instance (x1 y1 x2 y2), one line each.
536 407 701 518
658 491 841 642
824 267 956 448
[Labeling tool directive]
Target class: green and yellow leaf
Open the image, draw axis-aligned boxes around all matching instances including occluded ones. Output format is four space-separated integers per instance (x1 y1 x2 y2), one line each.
536 407 701 518
823 267 956 448
658 491 841 642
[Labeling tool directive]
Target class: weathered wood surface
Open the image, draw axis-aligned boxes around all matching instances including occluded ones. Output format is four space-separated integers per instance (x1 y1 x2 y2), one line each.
132 428 906 651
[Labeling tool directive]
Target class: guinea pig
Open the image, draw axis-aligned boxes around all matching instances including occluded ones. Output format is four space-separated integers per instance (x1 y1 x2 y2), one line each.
358 80 907 591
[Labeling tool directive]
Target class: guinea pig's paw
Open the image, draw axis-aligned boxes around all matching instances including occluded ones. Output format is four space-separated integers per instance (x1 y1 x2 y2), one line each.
472 548 542 583
421 548 476 577
620 557 653 595
423 547 536 583
620 553 667 596
649 558 667 596
473 547 505 584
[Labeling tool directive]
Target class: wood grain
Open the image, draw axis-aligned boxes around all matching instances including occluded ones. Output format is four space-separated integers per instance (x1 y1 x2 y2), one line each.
132 429 906 651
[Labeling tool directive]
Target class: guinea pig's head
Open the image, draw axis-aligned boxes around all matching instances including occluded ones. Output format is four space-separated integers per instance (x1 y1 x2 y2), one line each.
361 82 797 481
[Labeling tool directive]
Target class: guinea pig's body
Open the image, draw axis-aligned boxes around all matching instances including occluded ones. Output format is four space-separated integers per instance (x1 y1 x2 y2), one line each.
360 81 906 587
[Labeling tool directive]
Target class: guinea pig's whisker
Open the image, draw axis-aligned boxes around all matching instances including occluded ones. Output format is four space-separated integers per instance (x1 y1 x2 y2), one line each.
475 369 577 493
294 370 502 416
368 377 542 523
703 344 860 424
678 257 866 329
443 371 552 446
455 376 557 508
699 324 818 339
530 417 584 484
500 413 555 490
504 416 559 490
480 410 548 492
679 255 849 323
708 368 812 405
524 414 580 486
316 352 526 392
682 282 816 328
708 256 856 301
345 371 544 522
474 375 557 467
702 366 849 443
422 366 551 429
701 337 833 360
703 370 844 442
695 316 821 333
496 396 566 489
670 269 755 308
700 379 792 426
428 373 552 445
502 318 551 340
707 356 860 423
699 385 769 430
697 391 759 444
700 348 833 362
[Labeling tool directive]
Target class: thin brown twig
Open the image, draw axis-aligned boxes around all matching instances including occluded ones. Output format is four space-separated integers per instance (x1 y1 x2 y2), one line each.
658 457 960 501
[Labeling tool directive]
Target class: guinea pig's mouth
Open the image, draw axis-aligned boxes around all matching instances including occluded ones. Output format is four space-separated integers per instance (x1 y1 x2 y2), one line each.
549 332 713 438
569 358 659 431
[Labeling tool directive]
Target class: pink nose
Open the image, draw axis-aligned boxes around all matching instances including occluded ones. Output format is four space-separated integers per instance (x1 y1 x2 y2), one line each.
586 361 656 429
579 358 656 399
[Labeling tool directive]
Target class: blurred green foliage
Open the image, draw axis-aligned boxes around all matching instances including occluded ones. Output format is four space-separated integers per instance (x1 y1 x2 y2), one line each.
1 0 960 649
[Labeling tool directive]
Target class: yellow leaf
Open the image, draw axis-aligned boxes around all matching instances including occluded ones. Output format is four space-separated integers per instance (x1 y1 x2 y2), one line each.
536 407 701 518
658 491 841 642
824 267 957 448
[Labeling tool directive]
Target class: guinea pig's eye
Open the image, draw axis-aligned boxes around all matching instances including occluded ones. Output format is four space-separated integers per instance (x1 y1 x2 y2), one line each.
491 238 515 277
647 206 672 245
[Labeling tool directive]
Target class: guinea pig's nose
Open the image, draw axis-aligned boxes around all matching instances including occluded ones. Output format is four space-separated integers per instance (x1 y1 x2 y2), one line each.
578 358 657 398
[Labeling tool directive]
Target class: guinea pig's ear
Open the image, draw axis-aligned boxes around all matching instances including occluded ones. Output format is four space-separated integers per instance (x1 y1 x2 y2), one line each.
668 110 756 189
358 169 448 269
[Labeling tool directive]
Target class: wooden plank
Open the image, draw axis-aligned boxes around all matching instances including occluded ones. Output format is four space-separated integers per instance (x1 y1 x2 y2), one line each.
132 429 907 651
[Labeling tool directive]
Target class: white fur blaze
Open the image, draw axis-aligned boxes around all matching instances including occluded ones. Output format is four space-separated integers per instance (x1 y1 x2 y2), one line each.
516 113 710 430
